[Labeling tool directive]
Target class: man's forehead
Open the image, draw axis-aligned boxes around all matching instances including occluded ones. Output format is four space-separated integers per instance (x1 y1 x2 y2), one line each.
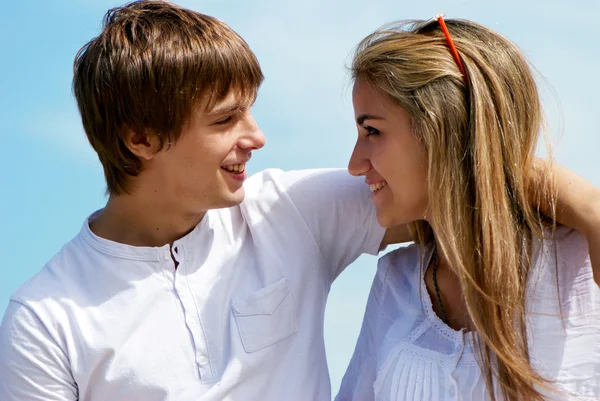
206 94 243 115
204 89 256 116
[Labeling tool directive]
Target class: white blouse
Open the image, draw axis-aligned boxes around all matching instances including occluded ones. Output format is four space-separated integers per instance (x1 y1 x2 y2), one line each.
336 228 600 401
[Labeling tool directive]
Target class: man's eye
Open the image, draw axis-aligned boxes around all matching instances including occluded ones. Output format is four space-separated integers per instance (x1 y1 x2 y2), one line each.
214 115 233 125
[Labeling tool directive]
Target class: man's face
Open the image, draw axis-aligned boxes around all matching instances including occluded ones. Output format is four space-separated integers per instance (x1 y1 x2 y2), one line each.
144 91 265 216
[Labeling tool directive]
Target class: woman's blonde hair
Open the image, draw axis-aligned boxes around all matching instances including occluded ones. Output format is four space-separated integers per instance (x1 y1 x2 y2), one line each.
352 18 556 401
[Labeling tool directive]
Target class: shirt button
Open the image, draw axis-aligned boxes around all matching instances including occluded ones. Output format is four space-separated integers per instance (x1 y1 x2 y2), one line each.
198 355 208 365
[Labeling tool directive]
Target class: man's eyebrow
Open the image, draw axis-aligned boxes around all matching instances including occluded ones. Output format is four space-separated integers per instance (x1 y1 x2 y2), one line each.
206 103 247 116
356 114 385 125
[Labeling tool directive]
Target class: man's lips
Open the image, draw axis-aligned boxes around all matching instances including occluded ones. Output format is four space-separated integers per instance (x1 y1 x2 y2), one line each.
221 163 246 173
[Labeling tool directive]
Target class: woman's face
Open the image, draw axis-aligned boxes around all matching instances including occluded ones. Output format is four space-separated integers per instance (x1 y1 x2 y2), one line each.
348 77 429 228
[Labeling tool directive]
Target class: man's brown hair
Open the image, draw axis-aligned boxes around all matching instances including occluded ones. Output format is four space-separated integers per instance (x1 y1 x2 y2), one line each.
73 0 264 195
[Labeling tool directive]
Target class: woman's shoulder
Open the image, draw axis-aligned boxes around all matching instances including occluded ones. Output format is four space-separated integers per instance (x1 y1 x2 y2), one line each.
378 242 425 275
375 243 428 304
528 227 600 399
535 226 591 290
553 226 589 262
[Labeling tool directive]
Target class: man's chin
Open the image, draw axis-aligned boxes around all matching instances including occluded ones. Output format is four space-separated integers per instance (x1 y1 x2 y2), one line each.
221 188 245 208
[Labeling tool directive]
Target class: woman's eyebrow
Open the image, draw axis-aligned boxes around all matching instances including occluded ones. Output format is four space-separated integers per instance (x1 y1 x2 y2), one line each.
356 114 384 125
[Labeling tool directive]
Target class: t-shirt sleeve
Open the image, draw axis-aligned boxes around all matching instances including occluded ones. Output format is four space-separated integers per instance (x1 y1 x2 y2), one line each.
0 300 78 400
268 168 385 281
335 258 389 401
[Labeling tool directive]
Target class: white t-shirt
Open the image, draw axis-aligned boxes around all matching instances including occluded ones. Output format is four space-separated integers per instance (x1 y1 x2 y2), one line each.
0 168 385 401
336 227 600 401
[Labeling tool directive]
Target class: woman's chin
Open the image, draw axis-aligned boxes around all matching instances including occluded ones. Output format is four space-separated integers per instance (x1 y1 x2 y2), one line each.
376 208 423 229
376 212 406 229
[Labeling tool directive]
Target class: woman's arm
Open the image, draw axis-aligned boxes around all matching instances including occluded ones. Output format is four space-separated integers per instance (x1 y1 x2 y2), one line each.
532 159 600 285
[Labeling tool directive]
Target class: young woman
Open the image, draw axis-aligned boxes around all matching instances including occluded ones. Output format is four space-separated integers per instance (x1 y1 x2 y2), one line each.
337 16 600 401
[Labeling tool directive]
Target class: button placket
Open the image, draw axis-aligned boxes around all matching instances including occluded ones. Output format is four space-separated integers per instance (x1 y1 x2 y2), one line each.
172 246 214 381
446 332 466 400
159 247 177 287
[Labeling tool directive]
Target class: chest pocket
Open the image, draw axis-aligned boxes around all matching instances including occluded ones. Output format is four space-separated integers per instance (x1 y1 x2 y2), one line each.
232 278 298 353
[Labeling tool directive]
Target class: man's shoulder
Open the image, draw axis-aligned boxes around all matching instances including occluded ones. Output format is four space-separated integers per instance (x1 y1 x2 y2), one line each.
10 233 88 308
238 168 347 215
243 168 347 195
241 167 368 212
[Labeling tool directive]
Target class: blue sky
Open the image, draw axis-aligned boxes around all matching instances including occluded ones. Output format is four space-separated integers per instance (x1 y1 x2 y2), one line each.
1 0 598 396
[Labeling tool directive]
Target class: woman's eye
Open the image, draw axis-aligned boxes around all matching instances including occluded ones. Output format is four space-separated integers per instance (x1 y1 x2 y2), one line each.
365 126 380 136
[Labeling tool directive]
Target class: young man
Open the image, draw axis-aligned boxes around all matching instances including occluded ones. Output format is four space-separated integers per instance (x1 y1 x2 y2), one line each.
0 2 598 401
0 3 397 400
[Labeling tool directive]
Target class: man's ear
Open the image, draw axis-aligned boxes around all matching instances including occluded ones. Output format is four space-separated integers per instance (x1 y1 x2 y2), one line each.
123 130 162 160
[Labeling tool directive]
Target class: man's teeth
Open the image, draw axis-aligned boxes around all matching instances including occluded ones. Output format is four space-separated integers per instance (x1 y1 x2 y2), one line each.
369 181 387 193
223 164 245 172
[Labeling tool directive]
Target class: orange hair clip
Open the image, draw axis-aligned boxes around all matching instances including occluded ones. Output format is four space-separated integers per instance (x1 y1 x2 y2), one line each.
434 14 469 85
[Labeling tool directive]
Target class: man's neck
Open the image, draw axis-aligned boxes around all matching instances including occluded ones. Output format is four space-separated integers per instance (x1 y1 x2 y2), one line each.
90 193 206 248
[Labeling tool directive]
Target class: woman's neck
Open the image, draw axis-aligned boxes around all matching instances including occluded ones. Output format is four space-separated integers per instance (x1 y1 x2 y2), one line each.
425 239 474 332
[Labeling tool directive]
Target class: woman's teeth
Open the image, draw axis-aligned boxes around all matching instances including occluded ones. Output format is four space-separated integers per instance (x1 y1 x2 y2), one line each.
369 181 387 193
223 164 245 173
